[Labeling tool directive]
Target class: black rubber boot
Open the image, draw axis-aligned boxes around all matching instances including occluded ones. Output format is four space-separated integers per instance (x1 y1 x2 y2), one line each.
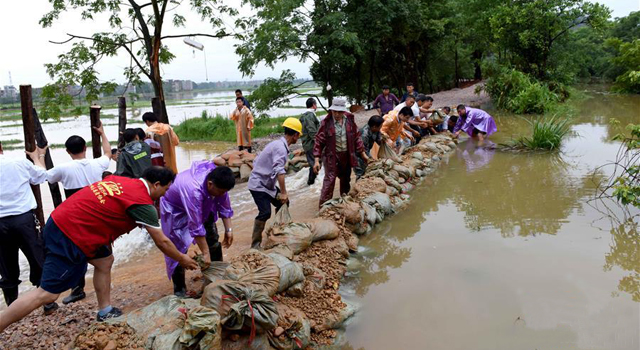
2 287 18 306
43 302 59 316
251 220 267 250
62 285 86 305
172 266 187 297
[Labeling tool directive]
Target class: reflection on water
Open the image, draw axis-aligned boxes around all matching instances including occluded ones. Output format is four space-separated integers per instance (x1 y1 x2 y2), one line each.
605 219 639 302
342 91 640 350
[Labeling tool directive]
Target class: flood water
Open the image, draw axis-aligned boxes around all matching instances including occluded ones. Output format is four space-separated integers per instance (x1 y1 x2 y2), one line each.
341 92 640 350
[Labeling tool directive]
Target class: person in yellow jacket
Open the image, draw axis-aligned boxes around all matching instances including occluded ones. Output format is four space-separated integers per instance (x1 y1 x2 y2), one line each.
230 97 255 153
143 112 180 172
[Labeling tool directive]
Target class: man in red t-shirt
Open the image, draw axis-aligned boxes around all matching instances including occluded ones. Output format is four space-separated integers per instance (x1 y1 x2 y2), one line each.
0 167 198 332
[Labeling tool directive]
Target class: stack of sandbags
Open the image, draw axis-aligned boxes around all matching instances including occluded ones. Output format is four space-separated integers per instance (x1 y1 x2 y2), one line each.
213 150 256 181
285 149 308 174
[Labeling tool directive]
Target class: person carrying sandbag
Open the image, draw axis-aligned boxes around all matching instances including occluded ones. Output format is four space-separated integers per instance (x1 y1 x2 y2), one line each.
247 118 303 249
159 161 236 297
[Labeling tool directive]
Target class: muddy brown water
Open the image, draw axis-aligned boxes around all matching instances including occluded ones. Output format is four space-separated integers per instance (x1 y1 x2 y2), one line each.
339 92 640 350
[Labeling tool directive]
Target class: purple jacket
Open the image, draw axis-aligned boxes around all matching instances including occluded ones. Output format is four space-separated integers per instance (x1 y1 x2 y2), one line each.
454 107 498 136
373 93 400 115
159 160 233 278
313 112 365 172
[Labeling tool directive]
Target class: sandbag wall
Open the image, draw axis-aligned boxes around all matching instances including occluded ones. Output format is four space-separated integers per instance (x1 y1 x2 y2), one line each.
213 149 309 183
70 134 457 350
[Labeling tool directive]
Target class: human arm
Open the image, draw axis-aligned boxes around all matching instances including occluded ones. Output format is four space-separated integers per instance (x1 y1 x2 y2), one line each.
276 174 288 203
146 226 198 270
391 94 400 105
92 122 111 159
403 123 421 137
25 146 48 184
213 194 234 248
246 109 255 130
169 126 180 146
372 95 381 111
312 120 327 174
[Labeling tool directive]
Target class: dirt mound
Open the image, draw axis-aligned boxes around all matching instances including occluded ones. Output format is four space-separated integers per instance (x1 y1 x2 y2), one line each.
71 323 144 350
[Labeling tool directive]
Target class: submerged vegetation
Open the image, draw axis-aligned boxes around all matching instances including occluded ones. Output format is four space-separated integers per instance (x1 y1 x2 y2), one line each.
501 115 572 151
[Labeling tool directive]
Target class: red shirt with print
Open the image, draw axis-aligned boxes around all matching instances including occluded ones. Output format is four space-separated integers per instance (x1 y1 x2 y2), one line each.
51 175 153 258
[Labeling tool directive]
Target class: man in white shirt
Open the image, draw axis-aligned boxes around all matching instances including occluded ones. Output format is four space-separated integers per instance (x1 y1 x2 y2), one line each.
47 123 112 199
45 123 112 304
0 141 58 313
392 95 422 144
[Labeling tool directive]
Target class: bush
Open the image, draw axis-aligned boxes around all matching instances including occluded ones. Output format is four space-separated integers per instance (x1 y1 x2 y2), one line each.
174 110 291 142
511 115 572 151
608 39 640 93
483 65 564 114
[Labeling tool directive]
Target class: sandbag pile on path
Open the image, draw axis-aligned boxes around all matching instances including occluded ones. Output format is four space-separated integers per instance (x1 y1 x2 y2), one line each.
213 149 309 183
71 134 456 350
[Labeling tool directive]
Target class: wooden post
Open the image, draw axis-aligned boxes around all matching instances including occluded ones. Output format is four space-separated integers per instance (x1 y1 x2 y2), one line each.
117 97 127 149
152 97 178 174
33 108 63 207
90 105 102 158
19 85 45 226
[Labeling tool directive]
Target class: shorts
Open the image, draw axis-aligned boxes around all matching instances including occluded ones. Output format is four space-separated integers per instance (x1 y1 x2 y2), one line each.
39 218 112 294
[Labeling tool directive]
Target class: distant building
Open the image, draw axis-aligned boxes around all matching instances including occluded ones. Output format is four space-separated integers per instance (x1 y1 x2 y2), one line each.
171 80 182 92
182 80 193 91
3 86 17 98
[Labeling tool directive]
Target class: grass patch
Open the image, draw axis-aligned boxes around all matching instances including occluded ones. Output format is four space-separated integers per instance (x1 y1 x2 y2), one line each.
506 115 572 151
175 111 291 142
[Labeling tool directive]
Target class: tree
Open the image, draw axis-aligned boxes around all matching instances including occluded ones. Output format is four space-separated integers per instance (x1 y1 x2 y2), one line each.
40 0 240 122
489 0 610 81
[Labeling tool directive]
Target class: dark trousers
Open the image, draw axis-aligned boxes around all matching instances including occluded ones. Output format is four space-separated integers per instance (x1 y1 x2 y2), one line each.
305 149 317 185
172 213 223 294
355 154 367 179
0 211 44 303
320 151 352 206
250 189 285 222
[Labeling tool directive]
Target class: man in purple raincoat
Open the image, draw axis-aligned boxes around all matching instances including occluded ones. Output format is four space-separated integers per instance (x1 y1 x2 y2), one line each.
159 160 236 297
453 105 498 142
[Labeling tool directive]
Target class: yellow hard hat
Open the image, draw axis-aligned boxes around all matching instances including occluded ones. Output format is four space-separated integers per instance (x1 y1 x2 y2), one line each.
283 117 303 135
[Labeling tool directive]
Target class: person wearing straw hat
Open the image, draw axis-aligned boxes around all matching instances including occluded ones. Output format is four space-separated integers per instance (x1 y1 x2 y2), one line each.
313 98 369 207
247 118 303 249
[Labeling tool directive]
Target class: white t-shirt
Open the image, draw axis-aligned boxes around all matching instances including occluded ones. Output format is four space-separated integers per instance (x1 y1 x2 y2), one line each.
47 155 111 190
0 155 47 217
394 102 420 117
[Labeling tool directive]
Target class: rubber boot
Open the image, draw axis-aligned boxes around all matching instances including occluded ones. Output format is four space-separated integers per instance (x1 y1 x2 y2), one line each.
172 266 187 297
251 220 266 250
2 287 18 306
62 283 86 304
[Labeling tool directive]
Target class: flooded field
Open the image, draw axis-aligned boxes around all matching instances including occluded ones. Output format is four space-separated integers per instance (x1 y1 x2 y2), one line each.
341 92 640 349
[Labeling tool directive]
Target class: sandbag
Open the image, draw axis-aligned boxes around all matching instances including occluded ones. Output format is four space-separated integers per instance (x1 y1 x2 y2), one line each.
179 306 222 350
421 142 440 153
222 332 275 350
393 164 411 179
224 250 280 296
383 176 402 192
285 281 304 297
361 202 379 227
343 232 359 252
377 141 402 162
121 295 221 350
321 197 364 225
227 155 244 167
288 156 307 166
201 261 230 288
411 152 424 161
213 157 227 166
268 253 305 293
302 265 326 292
267 304 311 350
363 192 394 217
201 280 278 333
350 177 387 197
264 222 314 254
240 164 252 180
306 218 340 242
313 299 359 332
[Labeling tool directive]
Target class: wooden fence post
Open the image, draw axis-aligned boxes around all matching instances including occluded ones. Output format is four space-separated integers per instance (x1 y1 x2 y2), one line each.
33 108 63 207
19 85 45 226
117 97 127 149
90 105 102 158
152 97 178 174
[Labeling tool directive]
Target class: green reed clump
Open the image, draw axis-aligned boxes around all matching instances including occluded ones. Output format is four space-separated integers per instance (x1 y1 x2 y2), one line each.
174 110 291 142
512 115 572 150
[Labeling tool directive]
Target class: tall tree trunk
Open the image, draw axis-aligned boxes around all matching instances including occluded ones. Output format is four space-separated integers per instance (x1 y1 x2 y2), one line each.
355 57 362 105
367 49 375 104
472 50 483 80
454 44 460 88
149 37 170 124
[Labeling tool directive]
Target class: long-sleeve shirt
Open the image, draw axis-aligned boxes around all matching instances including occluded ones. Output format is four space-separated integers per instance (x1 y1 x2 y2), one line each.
300 109 320 152
453 107 498 136
373 93 400 115
400 91 419 103
230 106 254 147
313 112 364 171
380 110 406 143
0 155 47 217
360 125 382 156
159 160 234 278
248 137 290 197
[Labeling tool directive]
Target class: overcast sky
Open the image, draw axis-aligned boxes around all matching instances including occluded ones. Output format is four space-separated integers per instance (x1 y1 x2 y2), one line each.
0 0 637 88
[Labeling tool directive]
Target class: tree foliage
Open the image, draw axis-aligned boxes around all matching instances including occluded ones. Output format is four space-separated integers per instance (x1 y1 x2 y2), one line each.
40 0 239 121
